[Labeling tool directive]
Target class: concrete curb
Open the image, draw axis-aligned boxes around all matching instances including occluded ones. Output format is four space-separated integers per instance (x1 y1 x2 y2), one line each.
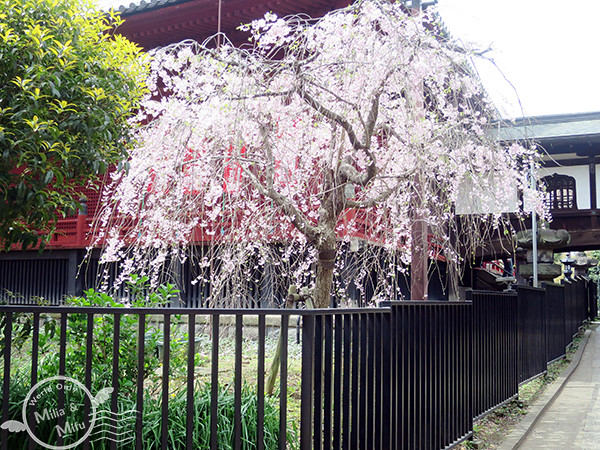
497 327 594 450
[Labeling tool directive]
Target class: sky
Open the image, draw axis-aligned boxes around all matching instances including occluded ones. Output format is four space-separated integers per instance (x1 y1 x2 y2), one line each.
436 0 600 118
98 0 599 119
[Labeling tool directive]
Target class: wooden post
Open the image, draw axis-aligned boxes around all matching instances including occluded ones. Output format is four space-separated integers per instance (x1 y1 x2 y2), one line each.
589 157 598 229
411 173 428 300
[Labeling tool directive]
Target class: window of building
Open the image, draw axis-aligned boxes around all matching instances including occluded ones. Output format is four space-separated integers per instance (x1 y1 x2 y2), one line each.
540 173 577 210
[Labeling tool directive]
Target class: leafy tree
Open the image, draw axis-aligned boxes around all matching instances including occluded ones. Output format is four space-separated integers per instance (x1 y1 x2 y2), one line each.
97 1 540 307
0 0 147 250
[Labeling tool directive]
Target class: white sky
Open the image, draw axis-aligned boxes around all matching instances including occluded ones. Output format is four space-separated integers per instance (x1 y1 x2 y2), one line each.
98 0 600 119
436 0 600 118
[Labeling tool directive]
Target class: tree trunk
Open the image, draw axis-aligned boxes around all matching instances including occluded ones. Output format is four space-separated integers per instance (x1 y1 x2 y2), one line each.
313 247 336 308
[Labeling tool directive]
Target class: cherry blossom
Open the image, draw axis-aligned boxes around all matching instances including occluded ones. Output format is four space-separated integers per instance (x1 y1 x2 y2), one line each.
94 1 541 307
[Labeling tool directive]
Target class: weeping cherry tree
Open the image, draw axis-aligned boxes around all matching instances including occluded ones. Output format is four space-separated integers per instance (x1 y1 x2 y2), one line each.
95 1 541 308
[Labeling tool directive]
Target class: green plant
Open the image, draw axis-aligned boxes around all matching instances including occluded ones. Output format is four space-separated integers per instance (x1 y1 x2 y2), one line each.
0 0 147 250
1 378 288 449
0 287 298 448
125 274 181 306
0 311 34 355
60 290 163 395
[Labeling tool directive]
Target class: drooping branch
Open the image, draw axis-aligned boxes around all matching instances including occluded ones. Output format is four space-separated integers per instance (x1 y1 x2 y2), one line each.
346 188 396 209
238 124 320 244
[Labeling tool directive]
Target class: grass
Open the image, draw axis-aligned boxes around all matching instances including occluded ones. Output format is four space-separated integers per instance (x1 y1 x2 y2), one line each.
459 329 586 449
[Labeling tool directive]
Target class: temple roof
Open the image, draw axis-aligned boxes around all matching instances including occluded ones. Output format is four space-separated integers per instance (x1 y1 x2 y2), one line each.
112 0 351 50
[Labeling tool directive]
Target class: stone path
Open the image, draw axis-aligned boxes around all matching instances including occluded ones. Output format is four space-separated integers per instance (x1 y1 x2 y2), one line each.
503 324 600 449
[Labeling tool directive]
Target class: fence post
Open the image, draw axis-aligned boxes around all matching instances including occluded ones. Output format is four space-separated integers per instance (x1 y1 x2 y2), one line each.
300 315 315 450
590 279 598 320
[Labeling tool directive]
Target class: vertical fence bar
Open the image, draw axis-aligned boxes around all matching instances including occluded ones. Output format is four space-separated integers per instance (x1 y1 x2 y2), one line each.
430 305 438 450
421 305 428 450
161 315 171 450
136 314 146 450
323 315 333 450
1 312 13 450
350 314 360 449
56 313 67 448
279 314 289 450
366 313 375 450
313 315 323 450
466 302 475 443
28 312 40 450
408 305 416 450
400 303 409 450
373 313 382 450
589 280 598 320
234 314 243 450
257 315 266 450
111 314 121 450
210 315 219 450
332 315 343 450
82 313 94 450
441 303 449 448
342 314 351 450
300 314 314 450
358 313 368 449
381 311 391 450
186 314 196 449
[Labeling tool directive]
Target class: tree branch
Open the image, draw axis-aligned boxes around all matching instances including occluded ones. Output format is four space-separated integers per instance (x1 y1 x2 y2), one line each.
296 85 366 151
238 125 320 243
345 187 397 209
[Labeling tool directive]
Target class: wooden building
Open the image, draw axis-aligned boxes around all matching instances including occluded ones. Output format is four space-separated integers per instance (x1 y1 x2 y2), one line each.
499 111 600 251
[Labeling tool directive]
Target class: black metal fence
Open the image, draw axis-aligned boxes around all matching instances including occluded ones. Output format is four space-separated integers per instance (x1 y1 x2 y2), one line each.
470 291 518 419
0 279 595 449
516 286 547 384
545 283 567 363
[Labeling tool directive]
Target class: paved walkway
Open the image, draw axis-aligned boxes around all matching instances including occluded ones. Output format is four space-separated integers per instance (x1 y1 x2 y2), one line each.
501 323 600 449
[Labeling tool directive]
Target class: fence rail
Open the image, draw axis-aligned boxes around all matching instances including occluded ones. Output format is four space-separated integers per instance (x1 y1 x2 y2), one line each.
0 278 595 449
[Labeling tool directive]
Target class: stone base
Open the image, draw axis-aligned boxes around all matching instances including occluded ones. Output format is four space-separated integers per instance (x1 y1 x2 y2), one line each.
519 263 562 281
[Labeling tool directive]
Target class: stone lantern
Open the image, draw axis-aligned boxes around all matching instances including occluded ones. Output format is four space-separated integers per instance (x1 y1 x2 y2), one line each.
571 252 598 279
515 228 570 283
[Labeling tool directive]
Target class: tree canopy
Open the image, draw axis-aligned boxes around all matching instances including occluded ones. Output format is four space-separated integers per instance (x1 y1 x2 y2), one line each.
96 1 541 307
0 0 147 250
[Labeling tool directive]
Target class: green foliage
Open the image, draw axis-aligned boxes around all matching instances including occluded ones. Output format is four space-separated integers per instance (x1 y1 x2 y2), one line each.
0 286 291 448
136 383 285 449
59 295 163 395
587 250 600 283
1 376 285 449
0 0 147 250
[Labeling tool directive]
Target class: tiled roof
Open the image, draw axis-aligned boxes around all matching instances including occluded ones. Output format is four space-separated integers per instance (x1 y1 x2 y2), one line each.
496 112 600 142
115 0 191 16
111 0 435 16
100 0 189 16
